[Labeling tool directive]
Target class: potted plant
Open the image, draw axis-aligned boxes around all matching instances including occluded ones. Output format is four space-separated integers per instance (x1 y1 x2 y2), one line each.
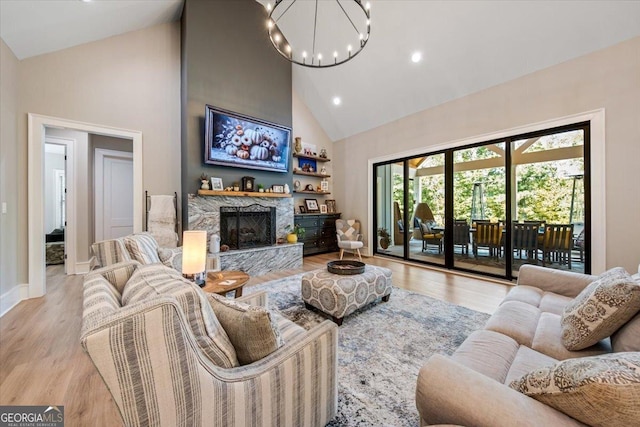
285 224 305 243
257 183 265 193
377 227 391 249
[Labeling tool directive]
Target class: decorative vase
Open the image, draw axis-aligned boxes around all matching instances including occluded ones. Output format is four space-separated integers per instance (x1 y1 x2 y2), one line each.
287 233 298 244
201 180 210 190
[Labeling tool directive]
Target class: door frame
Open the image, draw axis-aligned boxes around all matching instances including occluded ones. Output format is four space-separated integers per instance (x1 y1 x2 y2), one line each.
368 109 606 274
28 113 143 298
94 148 134 242
44 136 75 274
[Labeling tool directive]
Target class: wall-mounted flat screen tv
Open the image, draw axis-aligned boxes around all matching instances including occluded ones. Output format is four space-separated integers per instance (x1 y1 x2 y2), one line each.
204 105 291 173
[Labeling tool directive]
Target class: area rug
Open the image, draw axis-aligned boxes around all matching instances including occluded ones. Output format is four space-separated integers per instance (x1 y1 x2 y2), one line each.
246 274 491 426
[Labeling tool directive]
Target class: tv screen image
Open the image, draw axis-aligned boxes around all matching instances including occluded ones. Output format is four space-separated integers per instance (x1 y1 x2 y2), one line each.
204 105 291 173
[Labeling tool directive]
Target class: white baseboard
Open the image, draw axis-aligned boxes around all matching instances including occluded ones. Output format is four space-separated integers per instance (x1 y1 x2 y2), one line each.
75 258 94 275
0 284 29 317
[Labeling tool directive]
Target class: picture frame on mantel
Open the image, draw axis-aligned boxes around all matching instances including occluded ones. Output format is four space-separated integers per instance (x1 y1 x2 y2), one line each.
210 177 223 191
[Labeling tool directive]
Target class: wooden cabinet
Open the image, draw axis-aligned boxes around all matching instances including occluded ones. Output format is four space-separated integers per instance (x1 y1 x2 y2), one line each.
295 213 341 256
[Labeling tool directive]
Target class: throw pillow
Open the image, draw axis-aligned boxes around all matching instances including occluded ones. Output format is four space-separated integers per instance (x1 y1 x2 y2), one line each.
158 247 182 271
124 232 161 264
509 353 640 427
560 267 640 350
208 294 284 365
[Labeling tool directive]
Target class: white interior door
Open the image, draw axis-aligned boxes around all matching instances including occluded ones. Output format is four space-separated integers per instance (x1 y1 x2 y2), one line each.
95 149 134 241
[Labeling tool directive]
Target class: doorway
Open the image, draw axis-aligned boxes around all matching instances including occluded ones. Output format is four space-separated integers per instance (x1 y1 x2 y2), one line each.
28 114 143 298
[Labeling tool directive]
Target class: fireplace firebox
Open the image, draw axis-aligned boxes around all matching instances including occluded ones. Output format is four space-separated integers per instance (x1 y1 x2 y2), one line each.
220 205 276 250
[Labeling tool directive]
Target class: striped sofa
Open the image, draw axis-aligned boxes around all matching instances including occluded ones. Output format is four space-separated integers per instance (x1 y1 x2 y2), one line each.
81 262 338 426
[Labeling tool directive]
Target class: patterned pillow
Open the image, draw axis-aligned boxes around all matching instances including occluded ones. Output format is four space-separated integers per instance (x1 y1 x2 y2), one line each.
208 294 284 365
561 267 640 350
124 232 161 264
122 264 239 368
158 247 182 271
509 353 640 427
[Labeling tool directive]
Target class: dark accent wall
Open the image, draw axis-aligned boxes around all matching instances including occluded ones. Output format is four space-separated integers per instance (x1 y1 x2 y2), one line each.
181 0 293 226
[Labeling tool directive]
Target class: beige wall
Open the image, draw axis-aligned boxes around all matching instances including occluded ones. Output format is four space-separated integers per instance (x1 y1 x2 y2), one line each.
9 21 181 286
334 36 640 273
292 90 334 212
0 38 20 310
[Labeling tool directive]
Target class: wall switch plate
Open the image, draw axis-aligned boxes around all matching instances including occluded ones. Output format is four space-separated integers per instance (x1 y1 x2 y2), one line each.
1 202 6 214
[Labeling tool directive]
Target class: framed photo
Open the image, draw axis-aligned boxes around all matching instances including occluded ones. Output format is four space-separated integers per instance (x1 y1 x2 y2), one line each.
320 180 329 192
299 205 306 213
305 198 320 212
326 199 337 213
271 184 284 193
204 105 291 173
210 177 224 191
298 158 317 173
320 204 328 214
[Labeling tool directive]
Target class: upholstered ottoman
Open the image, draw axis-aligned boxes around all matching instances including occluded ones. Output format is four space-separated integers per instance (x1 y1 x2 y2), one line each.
301 265 393 325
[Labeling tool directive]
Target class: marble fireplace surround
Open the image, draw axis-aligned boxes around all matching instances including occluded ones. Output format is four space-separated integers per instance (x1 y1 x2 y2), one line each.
188 194 302 276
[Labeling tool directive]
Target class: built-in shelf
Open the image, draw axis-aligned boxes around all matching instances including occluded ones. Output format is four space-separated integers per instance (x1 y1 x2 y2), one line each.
197 190 291 198
293 153 330 162
294 190 331 195
293 171 331 178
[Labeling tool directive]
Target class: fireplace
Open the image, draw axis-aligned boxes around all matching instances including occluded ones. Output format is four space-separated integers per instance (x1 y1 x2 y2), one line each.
220 204 276 250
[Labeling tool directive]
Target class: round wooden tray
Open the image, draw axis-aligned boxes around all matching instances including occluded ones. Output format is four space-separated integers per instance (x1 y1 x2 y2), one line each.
327 260 365 275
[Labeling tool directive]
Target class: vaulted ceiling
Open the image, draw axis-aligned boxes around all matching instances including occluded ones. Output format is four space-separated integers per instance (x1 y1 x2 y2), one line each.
2 0 639 141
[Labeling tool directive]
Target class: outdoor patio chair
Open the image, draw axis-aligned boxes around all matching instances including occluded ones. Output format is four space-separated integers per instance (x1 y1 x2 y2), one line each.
541 223 574 268
420 221 443 253
472 222 503 259
512 222 540 260
572 228 585 263
453 220 470 255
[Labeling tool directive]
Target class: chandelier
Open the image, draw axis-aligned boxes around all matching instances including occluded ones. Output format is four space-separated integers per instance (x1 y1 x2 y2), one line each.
266 0 371 68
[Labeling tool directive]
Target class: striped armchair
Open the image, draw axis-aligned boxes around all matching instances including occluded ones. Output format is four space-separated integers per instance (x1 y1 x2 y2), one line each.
81 262 338 427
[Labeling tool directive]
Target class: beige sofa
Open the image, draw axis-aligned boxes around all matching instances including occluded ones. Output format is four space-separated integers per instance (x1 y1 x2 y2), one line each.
81 261 338 426
416 265 640 427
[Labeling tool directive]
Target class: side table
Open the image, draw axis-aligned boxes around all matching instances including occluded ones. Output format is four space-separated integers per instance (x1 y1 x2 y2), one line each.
202 270 249 298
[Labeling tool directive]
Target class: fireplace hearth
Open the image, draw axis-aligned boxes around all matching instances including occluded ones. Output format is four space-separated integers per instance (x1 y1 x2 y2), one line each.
220 204 276 250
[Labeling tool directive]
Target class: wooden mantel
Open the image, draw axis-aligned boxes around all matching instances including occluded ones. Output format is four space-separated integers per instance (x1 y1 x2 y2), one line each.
197 190 292 198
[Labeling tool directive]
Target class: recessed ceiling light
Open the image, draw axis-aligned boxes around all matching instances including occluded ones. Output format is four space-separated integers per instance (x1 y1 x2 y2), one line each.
80 0 93 2
332 97 341 106
411 52 422 63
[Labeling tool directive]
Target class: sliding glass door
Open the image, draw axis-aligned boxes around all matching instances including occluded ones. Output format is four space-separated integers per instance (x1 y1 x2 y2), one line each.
452 143 506 275
373 122 590 280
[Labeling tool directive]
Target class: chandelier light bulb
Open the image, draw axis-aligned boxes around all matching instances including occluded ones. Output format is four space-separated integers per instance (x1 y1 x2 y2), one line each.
333 51 338 58
359 33 364 40
285 45 291 53
347 45 352 52
267 20 273 29
274 34 281 43
266 2 272 11
365 2 371 10
317 53 322 60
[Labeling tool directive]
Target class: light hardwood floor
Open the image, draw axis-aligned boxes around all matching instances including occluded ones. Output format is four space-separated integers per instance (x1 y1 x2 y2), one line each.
0 253 511 425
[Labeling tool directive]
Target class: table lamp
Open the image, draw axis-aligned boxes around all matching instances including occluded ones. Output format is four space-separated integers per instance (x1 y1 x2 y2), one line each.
182 230 207 286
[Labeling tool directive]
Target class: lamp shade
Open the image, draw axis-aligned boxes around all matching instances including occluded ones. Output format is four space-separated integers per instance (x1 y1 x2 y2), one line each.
182 230 207 275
